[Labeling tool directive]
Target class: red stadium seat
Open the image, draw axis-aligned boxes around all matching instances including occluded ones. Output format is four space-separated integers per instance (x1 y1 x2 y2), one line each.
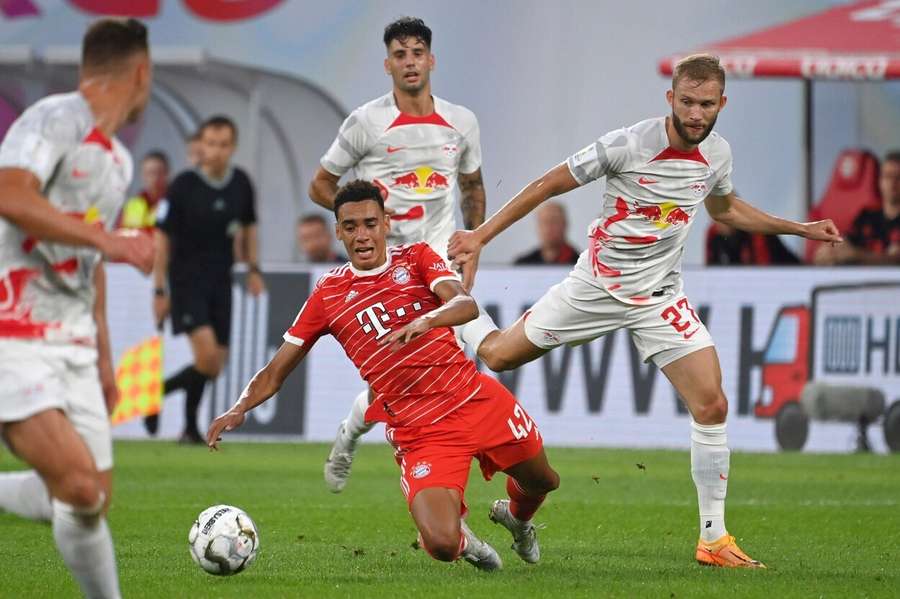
805 149 882 262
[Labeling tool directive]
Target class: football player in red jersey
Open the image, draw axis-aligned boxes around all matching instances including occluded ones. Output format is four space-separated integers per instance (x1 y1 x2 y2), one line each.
207 180 558 571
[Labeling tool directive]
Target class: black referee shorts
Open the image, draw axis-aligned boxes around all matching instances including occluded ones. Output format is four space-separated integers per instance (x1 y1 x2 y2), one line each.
169 271 232 346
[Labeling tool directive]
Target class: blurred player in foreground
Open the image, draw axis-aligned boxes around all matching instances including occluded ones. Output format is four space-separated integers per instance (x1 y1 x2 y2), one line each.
0 18 154 598
309 17 487 493
208 181 557 571
449 54 843 568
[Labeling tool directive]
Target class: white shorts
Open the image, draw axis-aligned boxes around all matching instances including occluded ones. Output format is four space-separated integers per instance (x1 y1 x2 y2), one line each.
523 274 714 368
0 340 113 471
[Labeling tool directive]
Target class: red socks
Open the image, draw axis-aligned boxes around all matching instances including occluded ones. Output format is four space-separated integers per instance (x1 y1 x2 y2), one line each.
507 477 546 522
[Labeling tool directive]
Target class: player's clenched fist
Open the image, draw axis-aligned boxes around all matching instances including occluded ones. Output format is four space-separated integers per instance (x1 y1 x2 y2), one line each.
448 229 482 267
101 229 155 274
802 219 842 243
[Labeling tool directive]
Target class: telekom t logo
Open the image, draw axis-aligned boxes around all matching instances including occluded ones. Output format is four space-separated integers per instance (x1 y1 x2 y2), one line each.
356 303 392 340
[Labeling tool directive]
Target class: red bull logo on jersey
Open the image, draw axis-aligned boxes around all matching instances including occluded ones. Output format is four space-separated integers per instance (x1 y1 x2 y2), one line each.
633 201 692 229
392 166 451 194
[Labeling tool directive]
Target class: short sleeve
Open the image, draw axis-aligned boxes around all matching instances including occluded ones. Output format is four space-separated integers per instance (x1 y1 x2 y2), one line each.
0 103 78 189
320 109 373 177
155 172 188 236
565 128 633 186
415 243 460 291
459 115 482 175
711 141 734 196
283 288 329 347
239 171 257 225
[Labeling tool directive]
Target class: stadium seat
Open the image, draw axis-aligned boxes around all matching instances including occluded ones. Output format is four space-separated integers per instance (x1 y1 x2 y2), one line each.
805 149 882 262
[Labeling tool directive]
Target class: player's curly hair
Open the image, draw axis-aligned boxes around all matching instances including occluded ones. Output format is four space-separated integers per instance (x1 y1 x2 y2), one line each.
333 180 385 218
672 53 726 90
383 17 432 49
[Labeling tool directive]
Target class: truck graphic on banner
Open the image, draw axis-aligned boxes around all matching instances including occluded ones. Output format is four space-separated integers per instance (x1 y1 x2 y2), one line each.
754 282 900 452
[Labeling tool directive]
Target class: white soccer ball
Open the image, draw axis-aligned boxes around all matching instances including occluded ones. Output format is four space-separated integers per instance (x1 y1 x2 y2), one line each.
188 505 260 576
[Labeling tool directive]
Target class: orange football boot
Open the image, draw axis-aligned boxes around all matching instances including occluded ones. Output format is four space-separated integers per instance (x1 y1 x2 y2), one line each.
696 534 766 568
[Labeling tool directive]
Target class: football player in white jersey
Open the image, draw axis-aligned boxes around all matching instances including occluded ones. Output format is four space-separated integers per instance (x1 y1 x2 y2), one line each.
309 17 487 492
0 19 154 598
449 54 842 569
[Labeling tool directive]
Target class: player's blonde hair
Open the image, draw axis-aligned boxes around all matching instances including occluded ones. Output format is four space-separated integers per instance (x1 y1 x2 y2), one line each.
672 54 726 91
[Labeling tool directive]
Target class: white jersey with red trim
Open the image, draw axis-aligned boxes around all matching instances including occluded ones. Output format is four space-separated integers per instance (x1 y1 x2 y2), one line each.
0 92 133 349
565 116 733 305
283 242 482 428
321 93 481 260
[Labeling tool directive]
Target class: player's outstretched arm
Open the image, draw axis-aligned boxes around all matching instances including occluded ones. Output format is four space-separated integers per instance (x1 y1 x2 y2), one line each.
206 342 308 449
705 192 843 242
448 163 579 265
0 168 155 272
378 279 478 351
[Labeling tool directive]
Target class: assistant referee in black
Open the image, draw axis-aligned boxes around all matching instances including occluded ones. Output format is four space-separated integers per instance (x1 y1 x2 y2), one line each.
150 115 265 443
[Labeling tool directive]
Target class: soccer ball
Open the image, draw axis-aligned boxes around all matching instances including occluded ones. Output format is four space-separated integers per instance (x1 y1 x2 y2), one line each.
188 505 260 576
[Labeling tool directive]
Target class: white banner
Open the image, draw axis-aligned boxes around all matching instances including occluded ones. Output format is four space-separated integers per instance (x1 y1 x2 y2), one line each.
107 265 900 453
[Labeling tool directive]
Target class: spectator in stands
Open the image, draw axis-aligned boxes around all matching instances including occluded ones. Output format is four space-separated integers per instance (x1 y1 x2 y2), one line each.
514 201 579 265
296 213 346 263
814 150 900 266
118 150 169 232
186 130 202 167
706 221 800 266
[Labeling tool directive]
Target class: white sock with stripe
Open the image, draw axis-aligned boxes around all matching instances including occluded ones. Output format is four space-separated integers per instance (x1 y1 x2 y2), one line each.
690 420 729 543
341 389 374 445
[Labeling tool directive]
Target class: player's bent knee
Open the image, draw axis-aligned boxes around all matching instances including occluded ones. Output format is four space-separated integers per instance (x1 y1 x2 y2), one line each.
422 533 462 562
693 393 728 425
57 471 102 510
522 469 560 495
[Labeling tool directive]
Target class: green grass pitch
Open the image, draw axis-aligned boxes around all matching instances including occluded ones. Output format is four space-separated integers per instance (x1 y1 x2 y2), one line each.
2 441 898 598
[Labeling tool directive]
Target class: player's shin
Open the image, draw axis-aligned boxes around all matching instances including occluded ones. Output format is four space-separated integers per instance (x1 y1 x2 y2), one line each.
690 420 729 543
456 304 498 353
506 476 546 522
52 494 121 599
0 469 52 521
343 389 375 443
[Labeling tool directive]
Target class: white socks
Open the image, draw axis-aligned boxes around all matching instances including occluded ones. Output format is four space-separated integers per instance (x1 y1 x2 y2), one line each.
0 470 52 522
457 306 498 353
690 420 729 543
342 389 375 445
52 495 121 599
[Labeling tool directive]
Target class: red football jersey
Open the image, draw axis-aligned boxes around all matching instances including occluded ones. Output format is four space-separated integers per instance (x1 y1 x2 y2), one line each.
284 243 483 427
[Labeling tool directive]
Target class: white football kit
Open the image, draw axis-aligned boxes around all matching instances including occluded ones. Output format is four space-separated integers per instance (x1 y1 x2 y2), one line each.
0 92 134 469
524 117 734 367
321 92 481 260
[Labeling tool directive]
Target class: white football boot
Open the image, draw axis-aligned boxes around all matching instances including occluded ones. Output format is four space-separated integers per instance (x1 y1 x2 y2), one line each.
489 499 540 563
323 421 356 493
460 519 503 571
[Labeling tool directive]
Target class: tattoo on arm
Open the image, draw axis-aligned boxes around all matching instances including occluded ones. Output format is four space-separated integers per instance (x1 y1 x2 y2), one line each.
459 170 486 230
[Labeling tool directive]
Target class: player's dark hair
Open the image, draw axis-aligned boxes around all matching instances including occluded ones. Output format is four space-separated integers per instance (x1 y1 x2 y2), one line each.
142 150 169 170
885 150 900 165
383 17 432 49
672 53 726 91
82 18 148 73
198 115 238 143
333 180 385 219
298 213 329 227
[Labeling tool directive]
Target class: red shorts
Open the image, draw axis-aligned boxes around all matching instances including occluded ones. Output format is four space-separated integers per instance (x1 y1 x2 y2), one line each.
385 373 543 512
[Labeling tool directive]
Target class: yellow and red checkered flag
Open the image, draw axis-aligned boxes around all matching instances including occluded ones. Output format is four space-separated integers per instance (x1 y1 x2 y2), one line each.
111 336 163 426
